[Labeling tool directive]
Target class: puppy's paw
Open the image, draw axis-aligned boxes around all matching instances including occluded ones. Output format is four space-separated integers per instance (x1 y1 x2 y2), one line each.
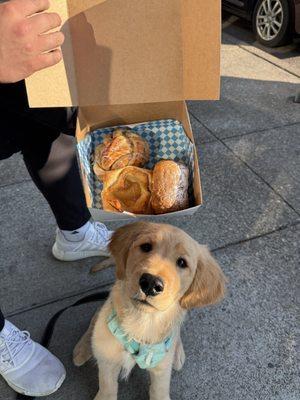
73 342 92 367
173 341 185 371
90 257 115 274
150 396 171 400
93 392 117 400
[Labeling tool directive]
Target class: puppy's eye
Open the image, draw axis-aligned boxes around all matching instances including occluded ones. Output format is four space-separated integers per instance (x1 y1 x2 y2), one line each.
140 243 152 253
177 257 188 269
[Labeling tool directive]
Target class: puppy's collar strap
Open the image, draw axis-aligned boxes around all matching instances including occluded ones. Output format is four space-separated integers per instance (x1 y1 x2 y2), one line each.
107 309 173 369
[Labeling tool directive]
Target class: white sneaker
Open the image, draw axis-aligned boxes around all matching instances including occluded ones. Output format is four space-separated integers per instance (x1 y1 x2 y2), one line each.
0 320 65 397
52 221 113 261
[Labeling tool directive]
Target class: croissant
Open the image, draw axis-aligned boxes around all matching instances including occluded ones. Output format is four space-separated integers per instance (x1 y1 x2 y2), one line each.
100 166 153 214
93 129 149 177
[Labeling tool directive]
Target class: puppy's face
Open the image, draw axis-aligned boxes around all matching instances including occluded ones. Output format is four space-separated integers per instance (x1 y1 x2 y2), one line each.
110 222 226 313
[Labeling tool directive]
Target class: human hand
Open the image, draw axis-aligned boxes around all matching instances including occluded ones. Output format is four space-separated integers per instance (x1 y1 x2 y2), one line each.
0 0 64 83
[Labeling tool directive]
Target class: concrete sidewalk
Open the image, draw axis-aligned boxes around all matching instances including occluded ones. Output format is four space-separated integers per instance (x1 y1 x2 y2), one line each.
0 27 299 400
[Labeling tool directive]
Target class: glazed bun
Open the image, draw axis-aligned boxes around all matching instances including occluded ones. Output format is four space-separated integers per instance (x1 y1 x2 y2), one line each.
151 160 189 214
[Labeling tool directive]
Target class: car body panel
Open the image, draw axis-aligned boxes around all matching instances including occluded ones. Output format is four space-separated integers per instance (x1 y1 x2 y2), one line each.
295 0 300 33
224 0 246 8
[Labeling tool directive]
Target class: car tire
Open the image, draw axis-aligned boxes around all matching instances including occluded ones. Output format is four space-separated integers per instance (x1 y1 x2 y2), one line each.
252 0 292 47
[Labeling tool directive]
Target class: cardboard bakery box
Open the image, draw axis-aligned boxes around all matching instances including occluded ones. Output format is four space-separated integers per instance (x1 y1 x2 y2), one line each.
25 0 221 221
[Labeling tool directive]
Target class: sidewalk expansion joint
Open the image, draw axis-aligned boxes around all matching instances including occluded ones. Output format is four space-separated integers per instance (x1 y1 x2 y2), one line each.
5 282 114 319
219 121 300 141
238 44 300 80
191 113 300 218
5 220 300 318
190 111 300 143
224 33 300 80
0 178 32 190
211 219 300 254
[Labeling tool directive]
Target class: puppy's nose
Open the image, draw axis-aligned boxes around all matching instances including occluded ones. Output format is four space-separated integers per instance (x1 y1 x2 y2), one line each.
139 273 164 297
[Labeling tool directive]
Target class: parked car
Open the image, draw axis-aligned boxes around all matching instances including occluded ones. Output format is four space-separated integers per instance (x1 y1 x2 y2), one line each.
223 0 300 47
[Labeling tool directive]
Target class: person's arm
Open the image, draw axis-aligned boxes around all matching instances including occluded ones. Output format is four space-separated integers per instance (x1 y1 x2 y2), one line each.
0 0 64 83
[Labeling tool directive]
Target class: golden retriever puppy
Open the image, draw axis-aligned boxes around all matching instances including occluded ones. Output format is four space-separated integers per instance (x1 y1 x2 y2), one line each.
73 222 226 400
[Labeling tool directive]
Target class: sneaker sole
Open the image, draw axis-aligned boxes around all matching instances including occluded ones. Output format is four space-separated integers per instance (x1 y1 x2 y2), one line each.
52 243 110 261
4 371 66 397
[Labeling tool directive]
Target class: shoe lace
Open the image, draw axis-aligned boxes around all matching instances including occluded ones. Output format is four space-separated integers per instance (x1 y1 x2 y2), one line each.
90 222 111 245
0 329 32 368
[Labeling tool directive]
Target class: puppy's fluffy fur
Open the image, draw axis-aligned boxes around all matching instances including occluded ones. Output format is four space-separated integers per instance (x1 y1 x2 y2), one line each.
73 222 226 400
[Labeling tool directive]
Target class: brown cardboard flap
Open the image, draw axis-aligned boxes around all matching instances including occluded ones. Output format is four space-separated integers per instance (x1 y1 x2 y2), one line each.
182 0 221 100
77 101 192 140
26 0 220 108
67 0 108 16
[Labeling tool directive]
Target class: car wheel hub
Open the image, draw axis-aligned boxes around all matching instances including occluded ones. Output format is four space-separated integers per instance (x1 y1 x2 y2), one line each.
256 0 284 41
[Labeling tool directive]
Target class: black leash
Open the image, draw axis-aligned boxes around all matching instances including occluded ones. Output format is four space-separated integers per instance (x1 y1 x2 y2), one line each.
16 290 110 400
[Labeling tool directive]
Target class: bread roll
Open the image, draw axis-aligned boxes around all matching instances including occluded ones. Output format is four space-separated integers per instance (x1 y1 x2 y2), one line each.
93 129 149 177
151 160 189 214
101 166 152 214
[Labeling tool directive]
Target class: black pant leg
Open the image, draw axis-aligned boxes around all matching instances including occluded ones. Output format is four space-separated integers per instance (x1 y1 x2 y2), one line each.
0 80 91 230
0 309 4 332
23 132 91 230
0 82 91 329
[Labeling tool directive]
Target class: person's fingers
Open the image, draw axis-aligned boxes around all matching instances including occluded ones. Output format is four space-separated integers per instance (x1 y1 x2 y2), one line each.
38 31 65 53
32 49 63 72
12 0 50 17
29 12 62 34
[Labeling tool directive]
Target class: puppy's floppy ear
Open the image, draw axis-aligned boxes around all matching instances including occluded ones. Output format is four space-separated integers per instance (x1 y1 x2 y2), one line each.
109 222 149 280
180 245 227 310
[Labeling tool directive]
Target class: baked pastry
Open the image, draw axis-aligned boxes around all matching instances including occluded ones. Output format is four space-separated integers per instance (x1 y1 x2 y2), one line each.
151 160 189 214
93 129 149 177
101 166 152 214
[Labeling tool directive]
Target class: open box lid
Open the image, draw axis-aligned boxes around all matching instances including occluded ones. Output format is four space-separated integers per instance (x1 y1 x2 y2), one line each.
25 0 221 108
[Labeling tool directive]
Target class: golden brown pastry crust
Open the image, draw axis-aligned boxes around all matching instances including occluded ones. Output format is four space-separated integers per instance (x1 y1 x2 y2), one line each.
101 166 153 214
93 129 149 177
151 160 189 214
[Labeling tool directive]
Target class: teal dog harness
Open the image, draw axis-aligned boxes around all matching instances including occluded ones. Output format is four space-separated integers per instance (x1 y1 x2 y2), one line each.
107 309 174 369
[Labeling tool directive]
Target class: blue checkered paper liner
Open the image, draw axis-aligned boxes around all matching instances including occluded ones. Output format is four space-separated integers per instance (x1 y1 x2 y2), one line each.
77 119 195 210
